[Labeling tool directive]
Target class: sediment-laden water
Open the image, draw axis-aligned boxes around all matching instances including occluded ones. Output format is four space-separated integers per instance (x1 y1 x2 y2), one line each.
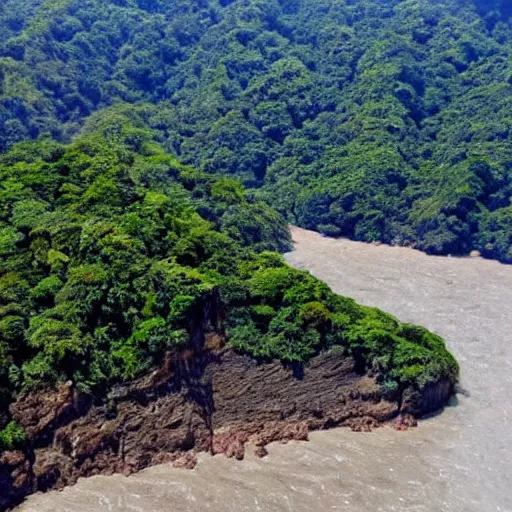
17 227 512 512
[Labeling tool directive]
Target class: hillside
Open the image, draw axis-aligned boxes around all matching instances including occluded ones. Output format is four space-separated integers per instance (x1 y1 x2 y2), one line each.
0 0 511 261
0 1 476 507
0 110 459 510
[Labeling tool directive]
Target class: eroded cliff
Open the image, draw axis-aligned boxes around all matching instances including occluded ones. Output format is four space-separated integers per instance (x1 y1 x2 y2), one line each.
0 340 453 511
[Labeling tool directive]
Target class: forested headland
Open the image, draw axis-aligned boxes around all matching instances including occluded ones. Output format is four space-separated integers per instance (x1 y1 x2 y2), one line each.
0 111 458 453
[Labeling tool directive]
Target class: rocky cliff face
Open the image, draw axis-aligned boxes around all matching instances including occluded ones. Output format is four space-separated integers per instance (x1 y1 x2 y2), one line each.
0 295 454 511
0 344 454 511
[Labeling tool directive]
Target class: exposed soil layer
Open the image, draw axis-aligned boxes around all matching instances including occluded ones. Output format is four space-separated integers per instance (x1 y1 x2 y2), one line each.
0 342 452 511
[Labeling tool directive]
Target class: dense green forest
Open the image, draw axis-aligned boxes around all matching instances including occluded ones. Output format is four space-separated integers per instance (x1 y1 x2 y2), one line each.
0 111 458 449
0 0 511 261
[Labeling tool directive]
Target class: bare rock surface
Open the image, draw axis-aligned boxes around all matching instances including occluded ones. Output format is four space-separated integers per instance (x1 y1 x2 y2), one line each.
4 345 410 510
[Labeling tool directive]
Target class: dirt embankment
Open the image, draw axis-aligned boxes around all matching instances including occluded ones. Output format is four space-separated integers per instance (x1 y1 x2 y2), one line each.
0 296 453 511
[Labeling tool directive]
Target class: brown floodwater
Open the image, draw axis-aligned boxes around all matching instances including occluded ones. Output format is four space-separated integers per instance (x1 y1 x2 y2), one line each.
17 226 512 512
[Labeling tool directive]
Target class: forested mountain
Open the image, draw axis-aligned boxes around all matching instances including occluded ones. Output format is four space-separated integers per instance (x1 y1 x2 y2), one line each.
0 0 511 261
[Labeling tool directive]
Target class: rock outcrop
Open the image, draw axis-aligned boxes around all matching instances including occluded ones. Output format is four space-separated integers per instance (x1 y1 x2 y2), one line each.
0 345 454 511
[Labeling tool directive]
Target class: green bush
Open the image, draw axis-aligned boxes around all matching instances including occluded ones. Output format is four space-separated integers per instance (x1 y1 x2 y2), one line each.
0 421 26 451
0 114 292 395
224 254 458 390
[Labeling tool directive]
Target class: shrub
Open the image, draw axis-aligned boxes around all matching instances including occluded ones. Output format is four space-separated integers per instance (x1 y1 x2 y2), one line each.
0 421 26 451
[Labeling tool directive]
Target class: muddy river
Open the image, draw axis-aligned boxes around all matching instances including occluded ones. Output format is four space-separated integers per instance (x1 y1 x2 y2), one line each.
17 226 512 512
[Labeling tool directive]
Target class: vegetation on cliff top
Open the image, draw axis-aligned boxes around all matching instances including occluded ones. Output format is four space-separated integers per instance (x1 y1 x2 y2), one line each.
3 0 499 447
0 0 511 261
0 112 458 449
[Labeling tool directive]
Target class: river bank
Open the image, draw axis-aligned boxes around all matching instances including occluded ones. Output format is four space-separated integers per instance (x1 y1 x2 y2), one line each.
16 226 512 512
